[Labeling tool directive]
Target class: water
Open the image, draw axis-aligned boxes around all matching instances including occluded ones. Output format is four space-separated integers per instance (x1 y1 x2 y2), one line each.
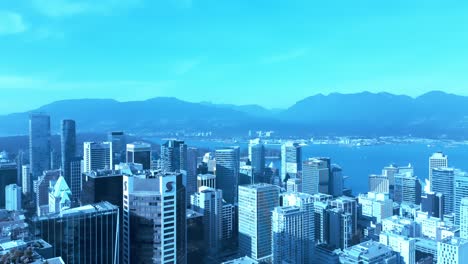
150 138 468 195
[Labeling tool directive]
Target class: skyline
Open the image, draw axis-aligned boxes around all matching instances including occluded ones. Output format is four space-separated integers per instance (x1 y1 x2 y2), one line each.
2 1 468 114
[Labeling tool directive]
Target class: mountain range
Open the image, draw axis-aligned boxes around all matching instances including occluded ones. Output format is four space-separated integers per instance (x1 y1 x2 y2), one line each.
1 91 468 138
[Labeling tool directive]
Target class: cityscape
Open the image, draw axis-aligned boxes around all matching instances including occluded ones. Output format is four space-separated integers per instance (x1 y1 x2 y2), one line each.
2 1 468 264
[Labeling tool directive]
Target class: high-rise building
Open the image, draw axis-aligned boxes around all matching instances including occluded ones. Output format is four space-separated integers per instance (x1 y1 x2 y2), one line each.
437 238 468 264
273 192 314 264
248 139 265 179
238 184 279 261
454 170 468 225
369 174 390 194
190 187 223 256
429 152 448 182
0 154 17 208
29 113 51 179
421 192 444 219
394 172 422 205
286 178 302 193
32 201 119 264
197 174 216 190
161 140 187 172
358 192 393 223
379 232 416 264
108 131 126 165
61 119 76 186
5 184 22 211
48 176 71 213
123 171 186 264
339 241 398 264
281 142 302 182
302 158 328 195
69 157 82 204
126 142 152 170
215 147 240 205
35 170 61 216
330 196 358 242
83 142 113 173
460 198 468 239
186 147 198 204
21 165 31 196
330 165 344 197
431 168 455 215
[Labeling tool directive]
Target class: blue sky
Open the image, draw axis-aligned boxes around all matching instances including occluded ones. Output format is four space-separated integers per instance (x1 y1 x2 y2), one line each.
1 0 468 114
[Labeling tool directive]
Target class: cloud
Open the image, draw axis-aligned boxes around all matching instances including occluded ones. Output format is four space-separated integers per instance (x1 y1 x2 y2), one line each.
261 48 308 64
0 75 175 92
173 59 201 75
31 0 142 17
0 11 28 35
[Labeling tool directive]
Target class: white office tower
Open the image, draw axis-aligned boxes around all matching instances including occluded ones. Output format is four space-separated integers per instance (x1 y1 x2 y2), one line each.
437 237 468 264
215 147 240 205
21 165 31 195
83 142 113 173
302 158 328 195
368 174 390 194
358 192 393 223
123 171 186 264
460 198 468 239
429 152 448 181
190 187 223 255
454 170 468 225
248 138 265 179
281 142 302 182
239 184 280 262
431 168 455 215
273 192 314 264
286 178 302 193
5 184 21 211
379 232 416 264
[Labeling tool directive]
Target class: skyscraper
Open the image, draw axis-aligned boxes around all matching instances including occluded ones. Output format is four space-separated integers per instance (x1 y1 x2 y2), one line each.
186 147 199 203
330 165 344 197
123 171 186 264
368 174 390 194
429 152 448 182
61 119 76 186
302 158 328 195
83 142 113 173
238 183 279 261
21 164 31 196
454 170 468 225
5 184 22 211
215 147 240 205
29 113 51 179
281 142 302 182
32 201 119 264
108 131 126 165
460 198 468 239
0 154 17 208
69 157 82 204
431 168 455 215
273 192 314 264
126 142 152 169
394 171 422 205
190 187 223 257
161 140 187 172
248 139 265 180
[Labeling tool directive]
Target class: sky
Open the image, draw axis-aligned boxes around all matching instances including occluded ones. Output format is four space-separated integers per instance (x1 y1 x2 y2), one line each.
1 0 468 114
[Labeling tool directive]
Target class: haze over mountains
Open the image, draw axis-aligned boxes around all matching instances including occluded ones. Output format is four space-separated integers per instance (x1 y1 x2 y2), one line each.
1 91 467 138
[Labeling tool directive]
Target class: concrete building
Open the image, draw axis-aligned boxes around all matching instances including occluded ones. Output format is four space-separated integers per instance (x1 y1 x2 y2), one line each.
123 171 186 264
369 174 390 194
437 237 468 264
5 184 21 211
431 168 455 215
281 142 302 182
339 240 397 264
29 113 51 179
429 152 448 182
83 142 113 173
238 184 279 262
302 158 328 195
248 139 265 180
215 147 240 205
379 232 416 264
358 192 393 223
126 142 152 170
